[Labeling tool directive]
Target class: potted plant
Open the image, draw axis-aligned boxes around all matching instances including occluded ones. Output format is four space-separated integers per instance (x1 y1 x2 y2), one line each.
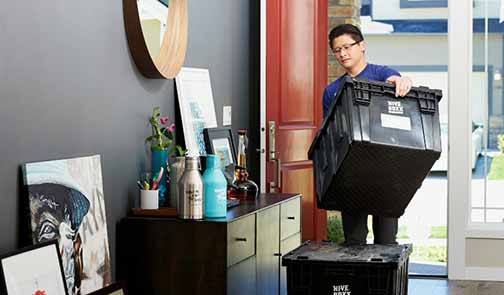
146 107 186 207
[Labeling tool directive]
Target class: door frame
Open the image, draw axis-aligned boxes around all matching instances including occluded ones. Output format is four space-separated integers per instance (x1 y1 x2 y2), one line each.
260 0 267 193
447 0 471 280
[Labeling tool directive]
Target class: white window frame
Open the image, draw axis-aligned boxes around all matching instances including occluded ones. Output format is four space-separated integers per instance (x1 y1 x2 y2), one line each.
447 0 472 280
466 0 504 233
449 0 504 281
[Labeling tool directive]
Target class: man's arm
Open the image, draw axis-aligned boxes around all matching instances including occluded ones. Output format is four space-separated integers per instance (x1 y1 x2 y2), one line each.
386 75 412 97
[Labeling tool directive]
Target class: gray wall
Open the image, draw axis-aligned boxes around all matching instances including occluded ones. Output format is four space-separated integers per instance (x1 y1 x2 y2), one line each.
0 0 257 278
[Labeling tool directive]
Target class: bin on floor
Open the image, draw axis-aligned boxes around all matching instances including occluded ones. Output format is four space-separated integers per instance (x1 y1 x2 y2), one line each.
282 241 412 295
308 77 442 217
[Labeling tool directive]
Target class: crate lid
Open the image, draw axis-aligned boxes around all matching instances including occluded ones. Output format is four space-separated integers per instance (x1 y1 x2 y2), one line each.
282 240 412 267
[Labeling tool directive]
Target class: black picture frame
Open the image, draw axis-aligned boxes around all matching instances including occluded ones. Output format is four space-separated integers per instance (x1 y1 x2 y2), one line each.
203 127 237 167
0 239 68 295
87 281 127 295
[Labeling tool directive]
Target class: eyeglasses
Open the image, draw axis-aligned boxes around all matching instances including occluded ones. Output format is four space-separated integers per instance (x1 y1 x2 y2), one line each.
332 41 360 55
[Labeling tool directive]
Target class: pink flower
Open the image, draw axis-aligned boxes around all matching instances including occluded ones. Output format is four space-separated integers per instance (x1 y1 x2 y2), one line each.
167 123 175 132
160 117 169 125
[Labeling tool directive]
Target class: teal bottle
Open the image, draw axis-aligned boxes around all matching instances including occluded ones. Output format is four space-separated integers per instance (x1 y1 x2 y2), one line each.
203 155 227 218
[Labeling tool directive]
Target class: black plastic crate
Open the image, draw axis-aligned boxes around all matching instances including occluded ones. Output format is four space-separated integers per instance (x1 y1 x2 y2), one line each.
282 241 412 295
308 77 442 217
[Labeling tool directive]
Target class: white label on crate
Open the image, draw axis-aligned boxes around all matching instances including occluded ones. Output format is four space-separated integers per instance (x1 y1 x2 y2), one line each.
333 284 351 295
380 113 411 131
387 101 404 114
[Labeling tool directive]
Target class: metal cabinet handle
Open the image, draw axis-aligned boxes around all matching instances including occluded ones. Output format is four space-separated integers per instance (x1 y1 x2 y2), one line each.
235 238 247 242
287 216 295 220
273 253 282 257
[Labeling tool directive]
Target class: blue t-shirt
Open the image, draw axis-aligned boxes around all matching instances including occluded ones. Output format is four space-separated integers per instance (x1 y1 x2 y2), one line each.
322 64 400 118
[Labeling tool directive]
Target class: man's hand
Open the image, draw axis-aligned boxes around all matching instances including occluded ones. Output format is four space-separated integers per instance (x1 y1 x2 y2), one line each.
386 76 412 97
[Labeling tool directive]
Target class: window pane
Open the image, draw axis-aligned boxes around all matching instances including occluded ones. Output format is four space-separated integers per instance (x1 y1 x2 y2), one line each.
470 0 504 223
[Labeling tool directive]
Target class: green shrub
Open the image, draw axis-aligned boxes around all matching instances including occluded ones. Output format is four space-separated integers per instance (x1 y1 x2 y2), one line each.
429 226 447 239
397 225 409 239
498 134 504 154
410 246 447 263
327 215 345 244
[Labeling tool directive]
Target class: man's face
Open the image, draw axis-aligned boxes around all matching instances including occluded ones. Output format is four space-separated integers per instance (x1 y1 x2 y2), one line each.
331 34 366 70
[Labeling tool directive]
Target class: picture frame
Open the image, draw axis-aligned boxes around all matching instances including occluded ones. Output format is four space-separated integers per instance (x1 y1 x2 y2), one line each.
0 240 68 295
175 67 218 156
87 282 127 295
203 127 237 168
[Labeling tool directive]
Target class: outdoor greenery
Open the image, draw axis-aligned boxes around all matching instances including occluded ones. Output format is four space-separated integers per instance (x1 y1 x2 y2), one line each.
497 134 504 153
429 226 447 239
489 154 504 180
327 214 345 244
397 225 409 239
410 246 447 263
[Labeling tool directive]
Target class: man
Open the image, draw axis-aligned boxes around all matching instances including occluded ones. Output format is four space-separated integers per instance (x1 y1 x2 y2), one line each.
323 24 412 245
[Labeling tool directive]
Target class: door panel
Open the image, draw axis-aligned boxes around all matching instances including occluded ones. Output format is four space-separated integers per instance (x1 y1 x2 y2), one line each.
265 0 327 241
278 128 317 162
280 1 315 124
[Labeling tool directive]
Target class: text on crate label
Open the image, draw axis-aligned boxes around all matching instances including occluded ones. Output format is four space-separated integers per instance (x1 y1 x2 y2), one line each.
387 101 404 115
333 284 351 295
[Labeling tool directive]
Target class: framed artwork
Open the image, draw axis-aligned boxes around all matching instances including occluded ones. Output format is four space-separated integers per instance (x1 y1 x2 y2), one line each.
23 155 111 295
0 240 68 295
203 127 237 168
175 67 218 156
87 282 126 295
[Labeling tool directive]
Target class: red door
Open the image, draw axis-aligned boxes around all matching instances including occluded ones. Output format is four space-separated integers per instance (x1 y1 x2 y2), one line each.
266 0 327 241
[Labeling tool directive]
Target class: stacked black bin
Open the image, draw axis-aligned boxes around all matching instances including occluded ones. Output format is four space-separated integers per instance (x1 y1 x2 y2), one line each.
282 241 412 295
308 77 442 217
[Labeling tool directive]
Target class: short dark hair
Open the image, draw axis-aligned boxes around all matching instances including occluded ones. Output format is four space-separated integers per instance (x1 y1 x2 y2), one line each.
328 24 364 50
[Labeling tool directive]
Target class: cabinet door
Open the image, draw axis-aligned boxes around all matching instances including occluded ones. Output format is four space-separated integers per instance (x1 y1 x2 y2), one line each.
257 206 280 294
227 256 256 295
280 233 301 295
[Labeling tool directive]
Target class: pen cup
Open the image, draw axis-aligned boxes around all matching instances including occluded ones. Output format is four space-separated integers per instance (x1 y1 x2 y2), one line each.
140 189 159 209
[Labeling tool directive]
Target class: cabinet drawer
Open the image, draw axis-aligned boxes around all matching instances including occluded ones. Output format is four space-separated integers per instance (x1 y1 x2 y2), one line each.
227 214 256 267
280 232 301 295
280 197 301 240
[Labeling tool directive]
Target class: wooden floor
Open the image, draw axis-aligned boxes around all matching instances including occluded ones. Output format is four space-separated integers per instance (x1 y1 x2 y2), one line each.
409 278 504 295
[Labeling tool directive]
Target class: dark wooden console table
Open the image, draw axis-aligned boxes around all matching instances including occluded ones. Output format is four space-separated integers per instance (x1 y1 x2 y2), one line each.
117 193 302 295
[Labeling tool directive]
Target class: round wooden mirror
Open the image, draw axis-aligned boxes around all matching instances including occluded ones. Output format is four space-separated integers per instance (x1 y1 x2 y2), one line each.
123 0 188 79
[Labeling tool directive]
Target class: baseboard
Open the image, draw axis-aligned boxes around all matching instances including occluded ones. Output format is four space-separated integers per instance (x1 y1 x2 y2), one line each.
465 267 504 281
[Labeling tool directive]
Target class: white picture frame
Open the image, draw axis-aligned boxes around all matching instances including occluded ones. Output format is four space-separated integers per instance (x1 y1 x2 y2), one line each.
175 67 218 156
0 240 68 295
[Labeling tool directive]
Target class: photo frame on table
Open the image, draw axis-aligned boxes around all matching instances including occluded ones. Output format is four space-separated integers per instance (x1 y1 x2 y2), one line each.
175 67 218 156
87 281 127 295
203 127 237 168
0 239 68 295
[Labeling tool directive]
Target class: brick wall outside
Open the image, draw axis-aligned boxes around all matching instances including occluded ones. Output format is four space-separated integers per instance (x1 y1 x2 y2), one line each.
327 0 361 84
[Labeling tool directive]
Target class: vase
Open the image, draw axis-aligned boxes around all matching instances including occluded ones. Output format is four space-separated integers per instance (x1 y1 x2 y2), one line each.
203 155 227 218
169 156 185 208
151 149 168 207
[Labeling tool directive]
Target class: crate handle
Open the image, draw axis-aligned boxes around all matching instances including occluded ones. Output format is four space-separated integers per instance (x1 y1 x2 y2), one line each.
383 88 396 97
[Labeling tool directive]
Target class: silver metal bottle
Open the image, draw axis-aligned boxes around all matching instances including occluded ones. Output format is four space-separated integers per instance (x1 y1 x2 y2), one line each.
178 156 204 219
